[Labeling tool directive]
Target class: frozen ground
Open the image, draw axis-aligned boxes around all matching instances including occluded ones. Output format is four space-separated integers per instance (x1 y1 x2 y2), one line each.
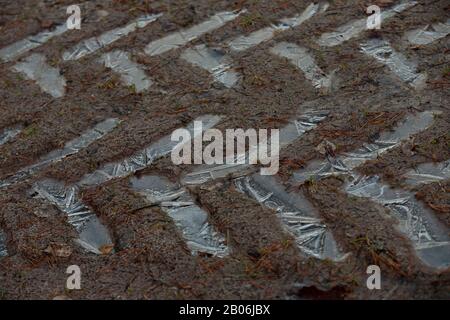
0 0 449 299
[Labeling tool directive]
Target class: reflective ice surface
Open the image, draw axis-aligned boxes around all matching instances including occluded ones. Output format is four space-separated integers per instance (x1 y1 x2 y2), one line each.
270 42 334 90
292 111 438 183
0 24 68 62
405 19 450 45
291 111 449 268
130 175 229 257
29 116 223 255
317 1 417 47
0 126 22 146
0 119 120 189
235 174 343 260
12 53 67 98
228 2 327 51
63 14 162 61
404 160 450 186
345 175 450 269
360 38 427 89
32 179 113 255
79 115 222 187
182 110 329 185
100 50 153 92
181 45 239 88
145 10 244 56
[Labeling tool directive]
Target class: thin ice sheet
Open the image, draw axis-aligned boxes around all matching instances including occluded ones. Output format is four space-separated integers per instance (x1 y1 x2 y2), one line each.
317 1 417 47
292 111 438 184
32 179 113 255
405 19 450 45
404 160 450 186
181 45 239 88
345 175 450 269
360 38 427 89
63 14 162 61
145 10 244 56
270 42 334 90
0 119 120 189
235 174 342 260
0 126 22 146
182 110 329 185
0 24 68 62
78 115 222 187
130 175 229 257
228 2 327 51
12 53 67 98
100 50 153 92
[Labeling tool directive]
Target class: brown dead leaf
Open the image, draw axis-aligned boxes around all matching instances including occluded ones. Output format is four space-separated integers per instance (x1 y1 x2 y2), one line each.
44 243 72 258
99 244 114 255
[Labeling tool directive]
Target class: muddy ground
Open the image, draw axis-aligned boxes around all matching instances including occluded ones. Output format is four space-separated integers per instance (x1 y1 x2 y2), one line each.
0 0 449 299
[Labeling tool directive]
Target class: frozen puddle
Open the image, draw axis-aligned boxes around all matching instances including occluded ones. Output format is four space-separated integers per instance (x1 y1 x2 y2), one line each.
360 38 427 89
404 160 450 187
79 115 222 187
0 24 68 62
63 14 162 61
345 175 450 269
12 53 67 98
0 126 22 146
0 119 120 189
179 2 327 89
30 116 223 255
31 179 113 255
293 111 438 183
235 174 342 260
0 230 7 258
317 1 417 47
182 110 329 185
228 2 328 52
291 111 450 269
99 50 153 92
405 19 450 45
181 45 239 88
270 42 334 90
144 10 244 57
130 175 229 257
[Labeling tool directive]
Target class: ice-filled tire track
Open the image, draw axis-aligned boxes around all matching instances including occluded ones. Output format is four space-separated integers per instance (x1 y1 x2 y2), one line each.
31 179 113 255
0 126 22 146
63 14 162 61
181 110 345 260
182 110 329 185
31 115 227 257
0 119 121 189
180 2 328 88
291 111 450 269
131 175 229 257
403 160 450 187
317 1 417 47
234 174 342 260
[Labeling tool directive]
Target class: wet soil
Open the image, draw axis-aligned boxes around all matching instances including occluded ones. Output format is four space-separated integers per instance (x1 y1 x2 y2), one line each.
0 0 449 299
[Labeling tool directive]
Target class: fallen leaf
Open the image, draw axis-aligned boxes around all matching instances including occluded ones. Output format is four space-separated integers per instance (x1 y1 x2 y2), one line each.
44 243 72 258
99 244 114 255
